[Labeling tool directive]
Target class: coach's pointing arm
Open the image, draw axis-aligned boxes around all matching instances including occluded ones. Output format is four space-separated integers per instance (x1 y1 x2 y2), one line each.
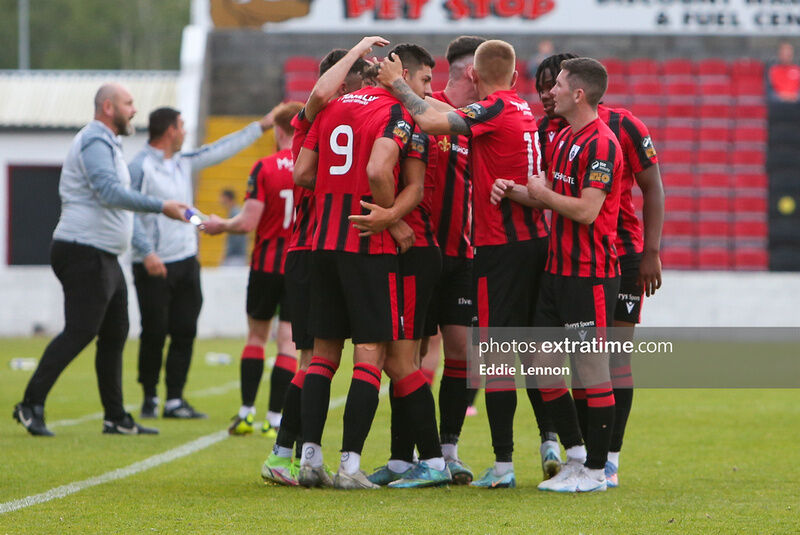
378 53 470 137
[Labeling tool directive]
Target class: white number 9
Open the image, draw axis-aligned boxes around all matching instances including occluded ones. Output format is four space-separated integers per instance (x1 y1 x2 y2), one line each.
329 124 353 175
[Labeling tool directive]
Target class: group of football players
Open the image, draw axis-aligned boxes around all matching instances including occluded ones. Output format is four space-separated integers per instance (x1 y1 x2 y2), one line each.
205 34 664 493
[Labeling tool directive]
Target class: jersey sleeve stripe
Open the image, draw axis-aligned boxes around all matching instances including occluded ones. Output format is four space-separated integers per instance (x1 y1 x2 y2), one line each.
620 116 656 171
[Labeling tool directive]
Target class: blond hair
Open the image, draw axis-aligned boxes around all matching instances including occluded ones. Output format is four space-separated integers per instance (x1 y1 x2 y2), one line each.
272 101 304 135
473 40 516 86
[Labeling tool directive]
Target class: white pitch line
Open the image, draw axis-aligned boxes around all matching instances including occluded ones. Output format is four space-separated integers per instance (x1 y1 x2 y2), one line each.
50 380 240 428
2 385 388 515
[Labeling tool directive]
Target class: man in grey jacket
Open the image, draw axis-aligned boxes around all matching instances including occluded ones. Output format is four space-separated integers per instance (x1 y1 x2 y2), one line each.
130 107 273 419
13 83 189 437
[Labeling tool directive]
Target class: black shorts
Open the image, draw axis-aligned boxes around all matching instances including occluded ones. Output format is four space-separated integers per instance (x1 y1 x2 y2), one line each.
427 255 474 329
473 237 548 328
310 250 402 344
534 272 620 330
614 253 644 324
399 246 442 340
284 250 314 350
246 270 289 322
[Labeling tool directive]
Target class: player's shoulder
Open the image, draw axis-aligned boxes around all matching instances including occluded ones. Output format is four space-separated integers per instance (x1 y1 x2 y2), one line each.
586 119 624 157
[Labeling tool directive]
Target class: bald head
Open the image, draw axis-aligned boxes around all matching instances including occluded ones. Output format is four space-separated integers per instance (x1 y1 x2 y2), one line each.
94 83 136 136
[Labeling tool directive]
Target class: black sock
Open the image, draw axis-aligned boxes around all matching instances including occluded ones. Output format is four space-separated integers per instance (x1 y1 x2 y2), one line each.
390 382 415 462
396 370 442 461
526 388 557 442
485 390 517 462
268 367 295 414
573 389 589 441
143 385 157 399
610 388 633 453
542 389 583 449
301 357 338 445
466 387 478 407
275 371 304 450
240 345 265 407
439 359 468 443
341 363 381 454
586 403 615 469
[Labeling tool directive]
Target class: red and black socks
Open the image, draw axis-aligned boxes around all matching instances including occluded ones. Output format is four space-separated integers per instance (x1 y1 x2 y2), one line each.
341 362 382 455
268 353 298 417
585 386 615 470
394 370 443 463
275 369 305 452
301 356 338 447
439 359 468 449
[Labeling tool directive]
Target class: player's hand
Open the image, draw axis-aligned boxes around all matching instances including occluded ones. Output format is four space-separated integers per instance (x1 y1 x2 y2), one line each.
259 108 276 132
202 214 227 235
377 53 404 88
637 250 662 297
491 179 515 205
162 200 191 222
354 36 390 58
389 220 415 253
143 253 167 278
348 200 395 236
527 171 547 199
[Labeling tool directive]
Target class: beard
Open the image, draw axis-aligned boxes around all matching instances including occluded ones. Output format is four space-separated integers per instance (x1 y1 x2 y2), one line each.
112 109 134 136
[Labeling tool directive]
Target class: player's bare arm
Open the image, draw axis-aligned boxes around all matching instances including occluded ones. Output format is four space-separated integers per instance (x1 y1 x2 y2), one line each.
306 36 390 121
635 164 665 296
366 137 401 208
203 198 264 235
293 147 318 190
349 156 424 236
528 171 606 225
378 53 470 136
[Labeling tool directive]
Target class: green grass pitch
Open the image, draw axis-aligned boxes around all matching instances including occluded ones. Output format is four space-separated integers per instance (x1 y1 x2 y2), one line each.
1 337 798 534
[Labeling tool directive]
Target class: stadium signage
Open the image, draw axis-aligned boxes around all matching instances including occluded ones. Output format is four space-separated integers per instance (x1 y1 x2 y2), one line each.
254 0 800 34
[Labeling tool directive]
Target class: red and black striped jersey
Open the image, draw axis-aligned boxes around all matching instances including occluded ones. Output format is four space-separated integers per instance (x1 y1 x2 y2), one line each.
245 148 295 273
303 86 414 255
289 108 315 252
545 117 623 278
429 90 472 259
598 105 659 256
402 127 437 248
537 115 569 172
453 89 549 247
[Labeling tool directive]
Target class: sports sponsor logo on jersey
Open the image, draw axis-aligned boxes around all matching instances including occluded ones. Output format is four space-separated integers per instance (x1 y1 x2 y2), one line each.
508 99 533 116
553 171 575 185
459 102 485 119
558 139 565 150
276 157 294 171
569 144 581 161
588 159 612 184
393 120 412 143
548 131 556 142
340 93 379 106
438 137 468 155
642 136 656 159
411 138 426 155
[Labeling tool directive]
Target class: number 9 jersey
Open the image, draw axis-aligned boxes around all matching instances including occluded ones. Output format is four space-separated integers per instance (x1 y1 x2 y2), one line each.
302 86 415 255
245 147 296 273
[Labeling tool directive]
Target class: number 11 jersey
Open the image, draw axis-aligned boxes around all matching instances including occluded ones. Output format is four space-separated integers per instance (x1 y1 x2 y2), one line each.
303 86 414 255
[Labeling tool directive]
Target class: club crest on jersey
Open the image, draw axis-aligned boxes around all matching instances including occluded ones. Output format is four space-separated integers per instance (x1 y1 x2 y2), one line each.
438 138 451 152
588 159 613 184
392 120 412 144
459 103 484 120
569 144 581 161
642 136 657 159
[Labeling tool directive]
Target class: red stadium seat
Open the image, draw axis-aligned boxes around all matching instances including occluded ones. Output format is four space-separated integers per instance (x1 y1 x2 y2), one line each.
735 104 767 121
628 58 660 77
698 247 732 270
606 78 628 97
733 220 767 240
699 104 733 120
666 82 697 97
699 82 732 99
659 149 692 167
731 58 764 79
285 77 315 93
734 195 767 213
285 56 319 74
732 149 766 168
695 58 729 77
629 102 662 120
665 194 695 213
663 59 694 77
662 125 695 147
698 195 732 213
664 172 694 188
601 58 626 77
661 245 696 269
733 126 767 145
696 149 728 166
697 220 732 239
699 173 730 188
733 248 768 270
734 173 767 189
632 80 663 100
733 77 765 97
662 219 695 237
698 126 731 144
665 103 696 119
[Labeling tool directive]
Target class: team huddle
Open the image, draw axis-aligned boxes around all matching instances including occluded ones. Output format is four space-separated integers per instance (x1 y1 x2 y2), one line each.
206 35 665 492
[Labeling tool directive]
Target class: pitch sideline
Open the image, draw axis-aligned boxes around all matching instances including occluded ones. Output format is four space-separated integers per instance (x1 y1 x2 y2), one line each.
1 385 388 515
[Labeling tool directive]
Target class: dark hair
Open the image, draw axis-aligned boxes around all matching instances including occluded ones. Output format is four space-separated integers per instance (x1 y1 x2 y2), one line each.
319 49 368 78
148 107 180 141
445 36 486 65
388 43 435 74
221 189 236 201
561 57 608 107
535 52 578 93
